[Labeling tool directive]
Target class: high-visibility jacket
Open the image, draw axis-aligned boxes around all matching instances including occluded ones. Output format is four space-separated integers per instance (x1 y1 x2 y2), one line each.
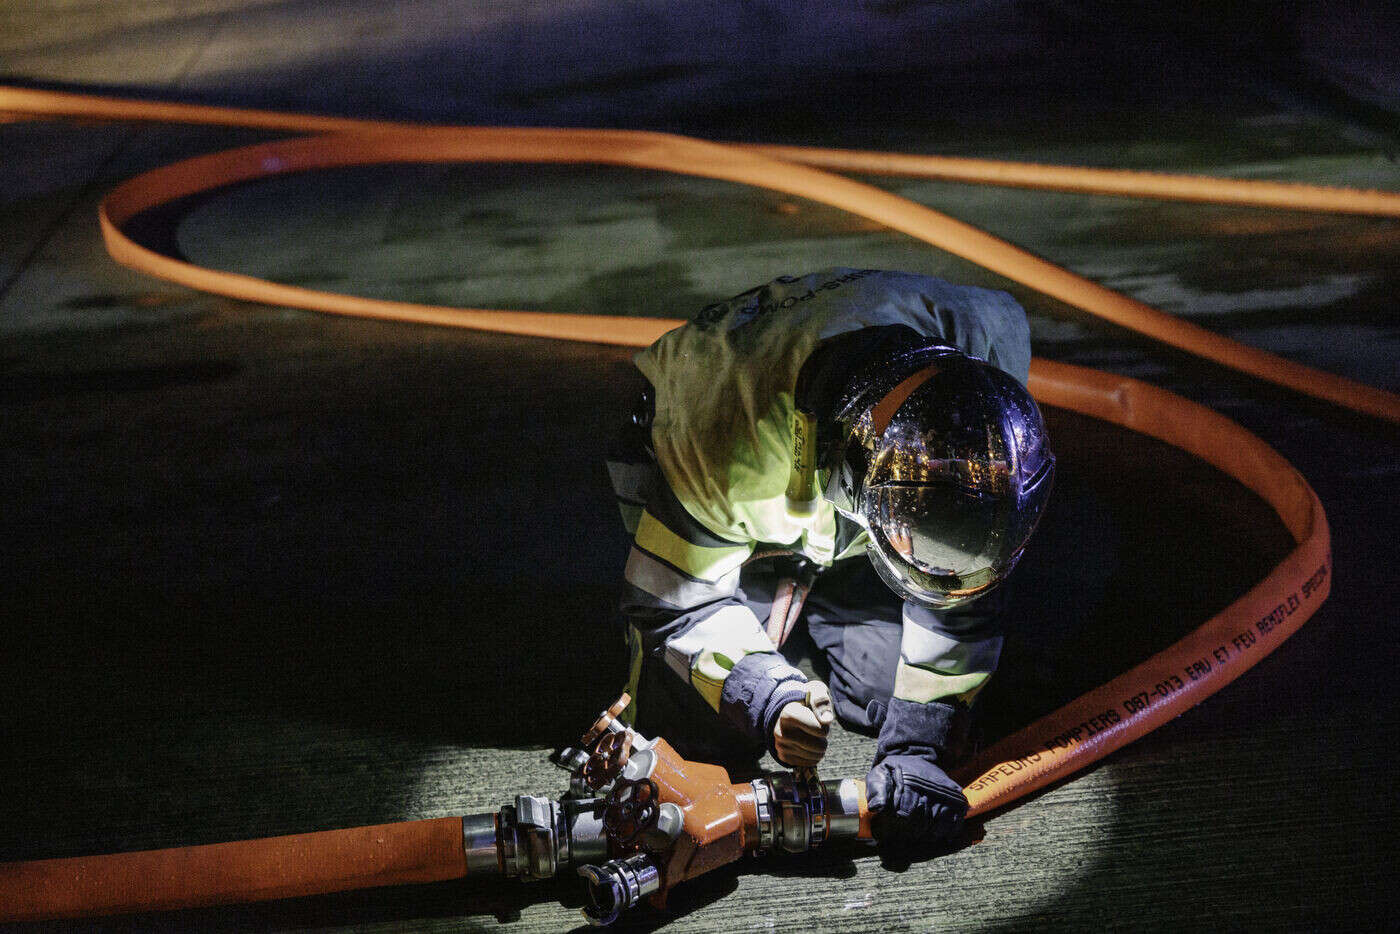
610 268 1030 748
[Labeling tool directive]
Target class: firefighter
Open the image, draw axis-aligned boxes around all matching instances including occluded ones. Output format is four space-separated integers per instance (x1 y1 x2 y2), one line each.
606 268 1054 846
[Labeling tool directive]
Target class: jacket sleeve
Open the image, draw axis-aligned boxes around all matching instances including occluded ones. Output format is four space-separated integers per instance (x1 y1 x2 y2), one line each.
618 471 808 752
892 592 1005 709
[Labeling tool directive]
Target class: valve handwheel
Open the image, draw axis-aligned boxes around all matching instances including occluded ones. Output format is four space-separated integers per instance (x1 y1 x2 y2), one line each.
582 729 634 791
578 694 631 749
602 779 660 848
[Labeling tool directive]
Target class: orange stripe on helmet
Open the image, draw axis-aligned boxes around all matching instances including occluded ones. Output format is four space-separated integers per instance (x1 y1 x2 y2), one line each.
868 364 942 437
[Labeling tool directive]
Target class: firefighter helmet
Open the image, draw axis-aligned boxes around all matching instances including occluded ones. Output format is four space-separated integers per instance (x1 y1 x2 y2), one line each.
823 345 1055 608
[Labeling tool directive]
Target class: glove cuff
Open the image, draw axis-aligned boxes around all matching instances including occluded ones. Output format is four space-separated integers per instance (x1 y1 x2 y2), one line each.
719 653 808 757
875 696 958 762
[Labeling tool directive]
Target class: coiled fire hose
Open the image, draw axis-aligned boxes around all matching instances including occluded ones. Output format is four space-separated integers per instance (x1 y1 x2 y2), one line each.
0 85 1373 922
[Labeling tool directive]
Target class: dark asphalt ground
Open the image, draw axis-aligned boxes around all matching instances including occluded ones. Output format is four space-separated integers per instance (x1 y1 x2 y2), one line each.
2 2 1398 931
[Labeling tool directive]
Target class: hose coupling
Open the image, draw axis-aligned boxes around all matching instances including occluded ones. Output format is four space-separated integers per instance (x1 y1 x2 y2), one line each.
499 795 563 880
751 773 865 854
578 853 662 926
471 795 608 881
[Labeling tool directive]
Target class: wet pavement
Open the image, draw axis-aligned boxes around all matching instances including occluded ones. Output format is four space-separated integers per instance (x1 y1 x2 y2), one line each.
1 2 1397 930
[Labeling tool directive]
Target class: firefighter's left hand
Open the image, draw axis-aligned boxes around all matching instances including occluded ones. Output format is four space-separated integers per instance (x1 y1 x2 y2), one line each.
773 681 836 767
865 752 967 846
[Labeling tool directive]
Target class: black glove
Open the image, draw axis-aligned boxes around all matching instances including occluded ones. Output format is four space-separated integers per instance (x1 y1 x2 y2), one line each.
864 697 969 846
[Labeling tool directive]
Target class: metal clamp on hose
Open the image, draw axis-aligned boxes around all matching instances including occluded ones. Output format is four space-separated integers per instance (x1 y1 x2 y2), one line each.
750 779 776 852
461 812 502 875
820 778 866 841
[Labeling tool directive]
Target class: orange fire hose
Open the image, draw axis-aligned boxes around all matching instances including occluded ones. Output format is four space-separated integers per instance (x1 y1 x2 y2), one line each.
0 85 1359 919
0 818 468 920
744 143 1400 217
957 359 1330 812
3 86 1398 421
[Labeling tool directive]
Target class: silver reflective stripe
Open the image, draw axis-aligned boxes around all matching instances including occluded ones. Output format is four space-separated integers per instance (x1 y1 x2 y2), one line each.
606 460 654 503
624 546 739 609
901 603 1003 675
663 604 770 683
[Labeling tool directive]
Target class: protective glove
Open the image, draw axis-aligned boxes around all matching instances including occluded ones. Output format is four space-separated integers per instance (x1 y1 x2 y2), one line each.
772 681 835 768
864 697 969 846
718 652 810 763
865 753 966 844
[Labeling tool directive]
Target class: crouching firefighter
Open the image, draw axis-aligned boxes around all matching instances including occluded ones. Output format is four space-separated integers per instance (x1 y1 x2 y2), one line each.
606 268 1055 847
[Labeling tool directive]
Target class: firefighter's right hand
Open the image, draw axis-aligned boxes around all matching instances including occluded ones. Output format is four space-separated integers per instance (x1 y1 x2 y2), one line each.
772 680 835 767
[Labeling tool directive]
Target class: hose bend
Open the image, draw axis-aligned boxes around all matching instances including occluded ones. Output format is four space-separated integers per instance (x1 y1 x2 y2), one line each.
1 86 1394 419
956 360 1331 816
0 84 1353 919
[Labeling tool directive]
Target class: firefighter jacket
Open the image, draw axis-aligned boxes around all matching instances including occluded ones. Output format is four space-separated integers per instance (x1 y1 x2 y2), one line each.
608 268 1031 751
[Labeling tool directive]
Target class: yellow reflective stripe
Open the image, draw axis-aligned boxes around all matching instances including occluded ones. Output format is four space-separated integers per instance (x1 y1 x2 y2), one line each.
635 509 752 582
893 661 991 704
692 638 775 710
621 625 644 726
690 660 728 710
626 547 738 608
618 502 642 535
663 605 776 711
953 678 991 708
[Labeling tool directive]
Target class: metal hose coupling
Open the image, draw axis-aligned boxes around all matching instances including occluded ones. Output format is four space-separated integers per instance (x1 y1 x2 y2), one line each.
462 795 608 881
579 853 663 926
750 771 865 853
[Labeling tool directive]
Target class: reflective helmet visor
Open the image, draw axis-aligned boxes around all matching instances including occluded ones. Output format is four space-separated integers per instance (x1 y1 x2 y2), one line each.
864 457 1054 607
